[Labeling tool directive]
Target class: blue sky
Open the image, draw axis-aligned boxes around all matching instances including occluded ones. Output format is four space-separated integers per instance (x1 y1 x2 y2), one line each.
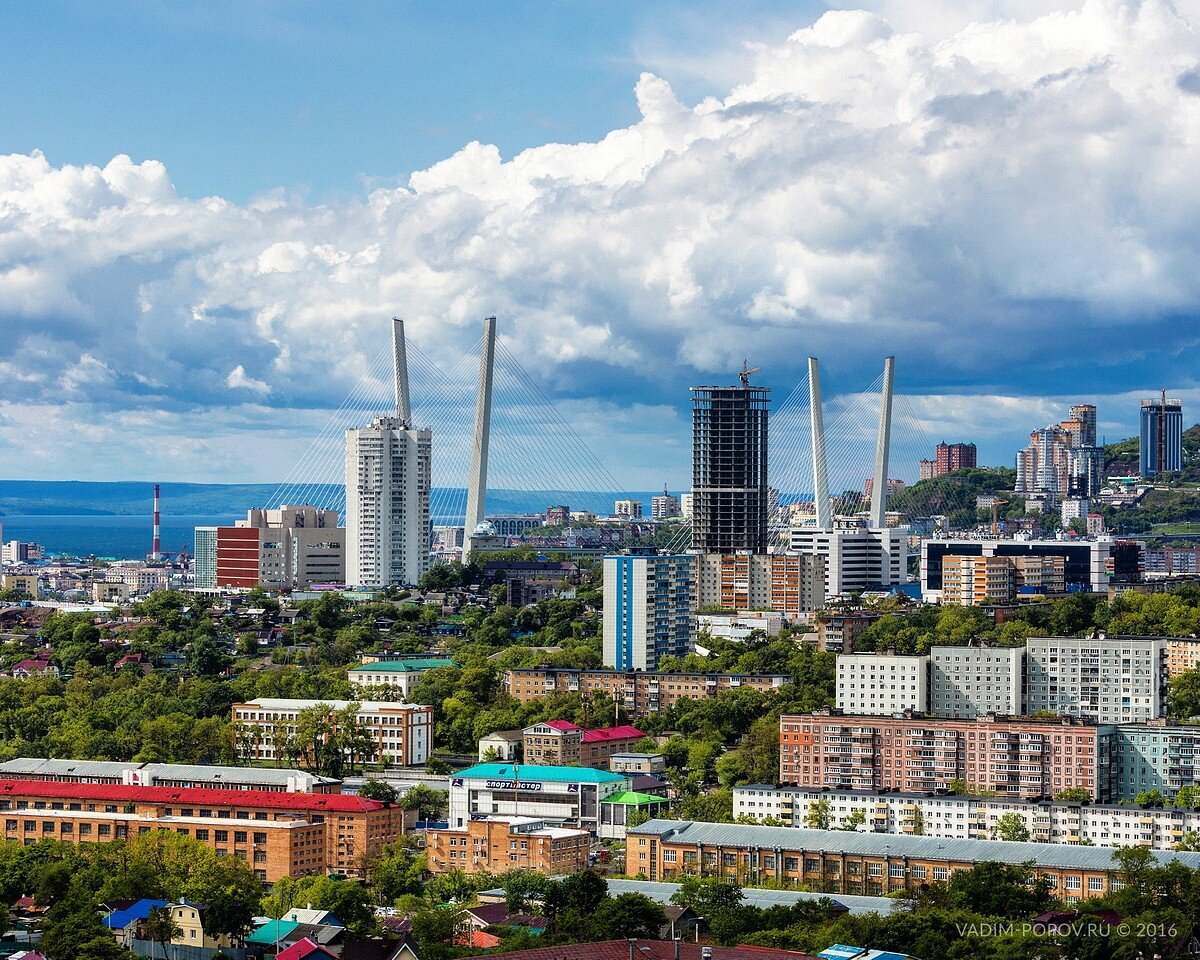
2 0 1200 489
1 1 815 202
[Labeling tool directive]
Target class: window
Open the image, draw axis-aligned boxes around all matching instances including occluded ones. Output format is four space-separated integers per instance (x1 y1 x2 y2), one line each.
933 867 949 881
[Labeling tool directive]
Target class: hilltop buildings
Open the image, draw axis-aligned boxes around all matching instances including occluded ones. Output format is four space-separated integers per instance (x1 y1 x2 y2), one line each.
1015 403 1104 499
1140 394 1184 477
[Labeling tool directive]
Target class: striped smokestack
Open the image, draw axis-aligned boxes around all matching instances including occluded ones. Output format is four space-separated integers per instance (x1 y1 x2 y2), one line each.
152 483 161 560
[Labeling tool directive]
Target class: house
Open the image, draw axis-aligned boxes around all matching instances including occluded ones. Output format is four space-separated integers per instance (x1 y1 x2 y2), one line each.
340 934 422 960
170 901 234 952
283 908 345 927
479 729 525 762
484 940 818 960
102 899 170 946
9 659 58 679
454 930 502 949
462 903 547 934
277 937 339 960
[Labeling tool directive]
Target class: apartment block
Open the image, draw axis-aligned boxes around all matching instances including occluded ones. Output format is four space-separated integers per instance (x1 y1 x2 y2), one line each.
814 613 884 653
1025 637 1166 724
789 520 907 597
1167 638 1200 677
696 552 825 620
1113 723 1200 800
0 779 408 880
504 668 790 716
426 816 589 876
835 654 929 716
941 555 1065 605
929 646 1025 719
779 713 1114 800
627 819 1200 902
732 786 1200 851
232 698 433 767
522 721 583 765
603 554 695 671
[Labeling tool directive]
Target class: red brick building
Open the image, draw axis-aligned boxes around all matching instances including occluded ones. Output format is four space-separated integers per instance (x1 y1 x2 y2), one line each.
779 713 1111 800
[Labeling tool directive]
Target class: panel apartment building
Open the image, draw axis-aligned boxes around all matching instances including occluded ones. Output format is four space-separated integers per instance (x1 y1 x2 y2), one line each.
232 698 433 767
696 552 825 620
602 553 695 671
780 713 1114 800
1025 636 1166 724
504 668 791 716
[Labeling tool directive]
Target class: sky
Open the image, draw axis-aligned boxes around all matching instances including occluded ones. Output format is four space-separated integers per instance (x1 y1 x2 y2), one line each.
3 0 1200 492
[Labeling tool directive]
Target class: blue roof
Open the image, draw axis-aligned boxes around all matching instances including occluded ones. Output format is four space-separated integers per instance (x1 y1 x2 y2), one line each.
455 763 625 784
103 900 169 930
819 947 866 960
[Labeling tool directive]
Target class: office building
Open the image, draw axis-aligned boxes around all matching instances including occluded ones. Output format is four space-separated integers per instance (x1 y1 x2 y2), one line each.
602 553 695 671
789 519 907 597
345 319 431 589
1140 395 1184 477
690 379 770 554
628 819 1200 900
426 816 590 875
779 713 1113 799
696 552 824 620
504 667 790 715
0 758 340 793
1025 636 1166 724
446 763 629 832
193 506 343 592
733 786 1200 850
614 499 643 519
929 646 1025 719
231 698 433 766
347 658 459 700
835 654 929 716
0 779 408 881
939 554 1065 605
921 538 1141 600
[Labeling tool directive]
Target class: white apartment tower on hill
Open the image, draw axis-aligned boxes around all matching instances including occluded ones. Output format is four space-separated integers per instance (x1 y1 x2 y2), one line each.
345 319 432 588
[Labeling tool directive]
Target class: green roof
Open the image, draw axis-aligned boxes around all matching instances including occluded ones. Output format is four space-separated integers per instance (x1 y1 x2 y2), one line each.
245 920 299 944
602 790 670 806
457 763 625 784
349 658 460 673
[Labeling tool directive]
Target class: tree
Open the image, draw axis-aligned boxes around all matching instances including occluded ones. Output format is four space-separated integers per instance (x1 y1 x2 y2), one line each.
671 876 744 916
993 812 1031 842
1135 788 1167 808
1170 666 1200 719
410 904 463 960
143 906 182 960
368 841 425 902
1054 787 1092 802
546 870 607 919
503 871 550 912
802 798 831 830
592 894 667 939
839 810 866 831
945 862 1053 917
358 779 398 803
400 784 448 821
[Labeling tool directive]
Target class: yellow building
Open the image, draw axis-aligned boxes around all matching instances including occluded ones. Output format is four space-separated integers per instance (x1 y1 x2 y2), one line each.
170 902 234 952
1 574 38 598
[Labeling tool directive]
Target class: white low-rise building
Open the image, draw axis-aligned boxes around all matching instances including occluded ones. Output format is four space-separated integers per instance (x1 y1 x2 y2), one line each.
733 785 1200 850
697 611 785 642
232 698 433 766
347 658 459 700
836 653 929 716
448 762 630 834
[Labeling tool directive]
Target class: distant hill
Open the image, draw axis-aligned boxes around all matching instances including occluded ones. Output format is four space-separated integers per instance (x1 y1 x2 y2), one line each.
0 480 658 519
889 467 1017 528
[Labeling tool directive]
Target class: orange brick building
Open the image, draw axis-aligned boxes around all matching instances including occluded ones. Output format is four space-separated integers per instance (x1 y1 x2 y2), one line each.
505 669 789 716
779 713 1113 800
426 816 590 875
0 779 410 880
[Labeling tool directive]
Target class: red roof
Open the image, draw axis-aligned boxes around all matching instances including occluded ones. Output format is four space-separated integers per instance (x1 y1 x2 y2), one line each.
541 720 581 732
277 938 338 960
581 725 644 743
0 779 386 813
485 940 816 960
455 931 502 949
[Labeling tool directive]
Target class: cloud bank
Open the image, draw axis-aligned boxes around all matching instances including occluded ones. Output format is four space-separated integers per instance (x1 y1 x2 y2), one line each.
3 0 1200 484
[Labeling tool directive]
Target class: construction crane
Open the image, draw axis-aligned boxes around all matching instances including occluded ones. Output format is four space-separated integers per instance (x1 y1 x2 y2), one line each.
988 499 1008 535
739 359 760 388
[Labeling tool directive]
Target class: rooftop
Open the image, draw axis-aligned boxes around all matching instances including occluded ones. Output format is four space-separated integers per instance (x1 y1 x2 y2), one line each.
455 763 625 785
348 659 459 673
238 698 428 712
0 779 386 813
483 940 816 960
628 820 1200 872
0 757 339 788
582 725 644 743
601 791 669 806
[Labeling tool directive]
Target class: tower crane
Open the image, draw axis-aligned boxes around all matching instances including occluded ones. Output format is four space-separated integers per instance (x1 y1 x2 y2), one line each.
739 359 760 388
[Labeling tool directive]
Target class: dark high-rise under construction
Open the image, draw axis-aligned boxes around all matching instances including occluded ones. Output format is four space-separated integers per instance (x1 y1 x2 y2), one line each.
691 376 770 554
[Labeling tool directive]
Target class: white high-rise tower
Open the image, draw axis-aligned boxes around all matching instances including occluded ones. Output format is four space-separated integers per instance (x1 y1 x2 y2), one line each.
345 318 432 588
